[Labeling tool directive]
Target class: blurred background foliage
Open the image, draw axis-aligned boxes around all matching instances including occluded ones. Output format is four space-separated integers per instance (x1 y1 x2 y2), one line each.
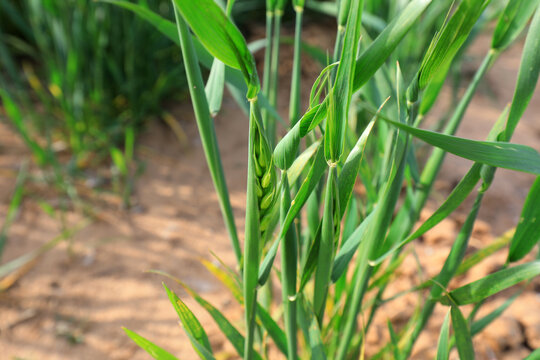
0 0 505 209
0 0 191 206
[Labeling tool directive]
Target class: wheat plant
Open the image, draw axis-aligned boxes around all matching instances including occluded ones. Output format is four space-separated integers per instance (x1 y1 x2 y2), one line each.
108 0 540 358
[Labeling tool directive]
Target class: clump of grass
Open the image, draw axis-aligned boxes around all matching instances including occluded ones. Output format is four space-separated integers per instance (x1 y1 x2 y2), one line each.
0 0 189 207
111 0 540 358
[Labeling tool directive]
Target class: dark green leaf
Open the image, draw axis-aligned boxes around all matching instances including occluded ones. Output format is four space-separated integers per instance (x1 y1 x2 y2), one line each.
508 177 540 262
451 306 475 360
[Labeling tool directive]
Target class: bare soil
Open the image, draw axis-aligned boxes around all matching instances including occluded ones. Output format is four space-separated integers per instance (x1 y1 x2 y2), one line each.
1 24 540 360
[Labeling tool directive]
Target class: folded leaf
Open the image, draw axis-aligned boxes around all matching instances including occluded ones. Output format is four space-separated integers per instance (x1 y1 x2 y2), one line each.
123 328 179 360
163 284 212 356
205 60 225 116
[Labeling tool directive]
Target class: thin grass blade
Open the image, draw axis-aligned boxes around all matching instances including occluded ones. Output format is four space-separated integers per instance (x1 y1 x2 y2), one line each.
0 89 48 165
324 0 363 162
184 332 216 360
287 140 321 185
256 302 289 355
371 163 482 265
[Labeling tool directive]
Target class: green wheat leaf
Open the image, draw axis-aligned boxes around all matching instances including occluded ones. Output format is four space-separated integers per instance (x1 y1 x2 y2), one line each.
382 117 540 174
492 0 540 51
440 261 540 305
436 310 451 360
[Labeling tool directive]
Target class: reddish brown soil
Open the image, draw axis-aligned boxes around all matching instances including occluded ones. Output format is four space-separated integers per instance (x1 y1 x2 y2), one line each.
0 24 539 360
